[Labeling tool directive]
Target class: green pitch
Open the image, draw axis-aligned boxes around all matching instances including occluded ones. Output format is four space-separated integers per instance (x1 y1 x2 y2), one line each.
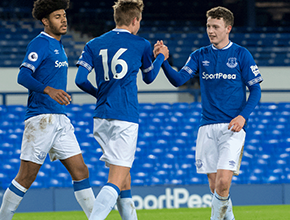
13 205 290 220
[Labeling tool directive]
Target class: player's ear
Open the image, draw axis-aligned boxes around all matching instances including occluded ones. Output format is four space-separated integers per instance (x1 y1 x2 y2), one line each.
42 17 49 26
132 17 137 26
226 25 232 34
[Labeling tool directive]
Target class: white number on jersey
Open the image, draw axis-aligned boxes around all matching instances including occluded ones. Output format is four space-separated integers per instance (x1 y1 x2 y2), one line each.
99 48 128 81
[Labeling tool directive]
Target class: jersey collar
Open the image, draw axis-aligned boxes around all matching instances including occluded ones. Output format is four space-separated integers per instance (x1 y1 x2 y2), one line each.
41 31 62 42
112 28 130 34
212 41 233 50
41 31 55 39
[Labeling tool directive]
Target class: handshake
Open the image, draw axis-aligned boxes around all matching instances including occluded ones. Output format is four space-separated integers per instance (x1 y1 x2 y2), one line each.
153 40 169 61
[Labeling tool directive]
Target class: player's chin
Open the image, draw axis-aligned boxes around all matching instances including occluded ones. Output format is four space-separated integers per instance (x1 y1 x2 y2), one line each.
209 38 216 44
59 27 67 34
59 30 67 35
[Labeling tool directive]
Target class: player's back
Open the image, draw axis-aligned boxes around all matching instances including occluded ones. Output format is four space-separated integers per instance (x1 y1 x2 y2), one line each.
89 29 148 83
84 29 152 123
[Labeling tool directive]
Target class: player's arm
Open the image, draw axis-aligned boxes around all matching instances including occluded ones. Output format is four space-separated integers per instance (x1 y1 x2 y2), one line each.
18 67 71 105
154 40 196 87
75 44 98 97
142 53 165 84
161 60 193 87
75 65 98 98
141 40 168 84
17 67 47 93
228 48 262 132
228 83 261 132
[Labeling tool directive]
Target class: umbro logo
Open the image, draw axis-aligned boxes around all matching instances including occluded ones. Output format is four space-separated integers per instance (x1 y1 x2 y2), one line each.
229 160 236 167
54 49 59 54
202 60 210 66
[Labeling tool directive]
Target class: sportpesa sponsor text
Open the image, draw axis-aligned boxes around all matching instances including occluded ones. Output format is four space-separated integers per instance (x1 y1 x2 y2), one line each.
202 72 236 80
55 60 68 68
129 188 212 209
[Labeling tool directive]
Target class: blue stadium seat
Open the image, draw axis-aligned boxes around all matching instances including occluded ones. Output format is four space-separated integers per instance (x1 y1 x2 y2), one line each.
246 174 262 184
262 174 281 184
146 154 159 167
149 144 166 158
277 102 290 111
131 178 145 186
56 172 71 187
171 102 190 112
39 161 56 177
274 158 288 169
138 131 156 143
168 144 183 157
232 175 244 184
186 175 207 185
0 172 10 189
154 103 172 113
31 180 46 188
149 176 164 185
48 178 64 187
139 103 155 112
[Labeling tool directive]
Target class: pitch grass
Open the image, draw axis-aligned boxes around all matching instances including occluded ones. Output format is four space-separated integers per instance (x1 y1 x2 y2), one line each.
13 205 290 220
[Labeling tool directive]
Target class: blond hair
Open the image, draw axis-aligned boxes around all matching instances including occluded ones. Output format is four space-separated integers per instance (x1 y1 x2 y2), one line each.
113 0 144 26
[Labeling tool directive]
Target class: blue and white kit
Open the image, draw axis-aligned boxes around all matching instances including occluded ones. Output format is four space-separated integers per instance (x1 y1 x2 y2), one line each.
76 28 165 167
162 41 263 174
18 32 81 164
19 31 69 120
76 29 164 124
163 41 263 126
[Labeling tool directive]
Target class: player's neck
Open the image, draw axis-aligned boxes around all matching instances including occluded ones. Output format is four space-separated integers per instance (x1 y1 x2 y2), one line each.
115 25 133 34
44 29 62 41
213 39 230 49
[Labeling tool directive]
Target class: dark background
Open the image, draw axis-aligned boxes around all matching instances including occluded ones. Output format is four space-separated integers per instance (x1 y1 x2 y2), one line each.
1 0 290 37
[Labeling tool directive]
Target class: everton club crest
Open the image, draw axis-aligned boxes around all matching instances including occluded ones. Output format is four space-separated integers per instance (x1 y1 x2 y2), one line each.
226 57 238 68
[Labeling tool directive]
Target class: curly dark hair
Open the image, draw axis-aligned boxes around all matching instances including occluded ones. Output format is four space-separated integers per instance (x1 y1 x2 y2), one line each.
32 0 70 20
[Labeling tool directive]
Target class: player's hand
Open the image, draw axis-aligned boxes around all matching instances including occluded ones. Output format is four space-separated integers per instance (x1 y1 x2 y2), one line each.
228 115 246 132
43 86 71 106
153 40 163 58
158 45 169 61
153 40 169 60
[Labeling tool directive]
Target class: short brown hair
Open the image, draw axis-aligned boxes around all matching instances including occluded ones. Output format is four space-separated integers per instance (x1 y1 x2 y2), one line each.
113 0 144 26
206 6 234 27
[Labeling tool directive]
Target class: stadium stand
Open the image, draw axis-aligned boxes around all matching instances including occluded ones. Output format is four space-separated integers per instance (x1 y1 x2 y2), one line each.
1 19 290 68
0 0 290 191
0 102 290 189
1 0 290 68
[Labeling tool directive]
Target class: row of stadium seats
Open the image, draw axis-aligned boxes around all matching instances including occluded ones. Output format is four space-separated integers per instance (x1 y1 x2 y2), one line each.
0 20 84 67
0 102 290 189
1 20 290 68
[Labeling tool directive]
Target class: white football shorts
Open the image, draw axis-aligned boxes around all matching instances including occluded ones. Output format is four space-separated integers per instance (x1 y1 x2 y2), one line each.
20 114 81 164
93 118 139 168
195 123 246 175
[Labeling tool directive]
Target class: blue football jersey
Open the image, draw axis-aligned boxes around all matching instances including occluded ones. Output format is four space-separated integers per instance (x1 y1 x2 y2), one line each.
182 42 263 126
77 29 156 123
20 32 68 120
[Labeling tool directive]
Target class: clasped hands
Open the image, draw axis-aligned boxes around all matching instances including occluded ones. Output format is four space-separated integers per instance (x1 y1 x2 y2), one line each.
153 40 169 61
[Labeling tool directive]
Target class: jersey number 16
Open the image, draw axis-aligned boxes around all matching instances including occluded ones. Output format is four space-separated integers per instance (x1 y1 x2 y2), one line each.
99 48 128 81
